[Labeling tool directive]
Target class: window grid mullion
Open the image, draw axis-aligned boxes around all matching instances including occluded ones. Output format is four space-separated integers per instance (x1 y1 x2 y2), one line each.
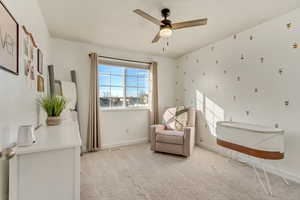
109 72 112 108
124 68 127 108
136 74 139 99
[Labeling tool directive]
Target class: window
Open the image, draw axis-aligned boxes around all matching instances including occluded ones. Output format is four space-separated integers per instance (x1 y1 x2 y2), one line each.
98 64 150 109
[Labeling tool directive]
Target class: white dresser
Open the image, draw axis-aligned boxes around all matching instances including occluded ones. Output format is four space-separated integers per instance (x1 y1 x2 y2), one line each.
9 120 81 200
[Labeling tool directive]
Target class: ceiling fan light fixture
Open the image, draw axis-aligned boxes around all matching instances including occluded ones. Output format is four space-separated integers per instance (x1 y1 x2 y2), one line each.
133 8 207 43
159 27 173 38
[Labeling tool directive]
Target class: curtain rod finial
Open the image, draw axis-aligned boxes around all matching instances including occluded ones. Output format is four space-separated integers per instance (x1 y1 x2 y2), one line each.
89 52 97 58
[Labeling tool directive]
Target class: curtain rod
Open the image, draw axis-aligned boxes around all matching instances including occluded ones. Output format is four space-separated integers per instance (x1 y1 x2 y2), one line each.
96 55 152 65
99 56 152 65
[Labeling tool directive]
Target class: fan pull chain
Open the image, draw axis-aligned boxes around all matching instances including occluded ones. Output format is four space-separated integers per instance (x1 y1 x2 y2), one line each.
162 38 170 53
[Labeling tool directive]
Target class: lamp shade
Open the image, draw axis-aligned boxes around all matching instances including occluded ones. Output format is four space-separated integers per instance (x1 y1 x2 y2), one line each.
159 27 172 38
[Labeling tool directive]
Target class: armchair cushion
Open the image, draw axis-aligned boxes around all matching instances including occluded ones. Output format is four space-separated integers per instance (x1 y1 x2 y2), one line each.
156 130 184 145
162 106 189 131
175 106 188 131
162 107 177 130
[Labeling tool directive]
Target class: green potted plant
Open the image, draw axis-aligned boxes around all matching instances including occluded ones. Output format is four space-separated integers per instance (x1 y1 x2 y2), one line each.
39 95 67 126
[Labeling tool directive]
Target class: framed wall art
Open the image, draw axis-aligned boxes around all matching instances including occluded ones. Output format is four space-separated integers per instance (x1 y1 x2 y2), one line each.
22 26 37 81
0 0 19 75
37 75 44 92
37 48 43 74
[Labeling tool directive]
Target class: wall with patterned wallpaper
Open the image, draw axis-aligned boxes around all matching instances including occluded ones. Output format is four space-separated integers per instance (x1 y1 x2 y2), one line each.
176 8 300 180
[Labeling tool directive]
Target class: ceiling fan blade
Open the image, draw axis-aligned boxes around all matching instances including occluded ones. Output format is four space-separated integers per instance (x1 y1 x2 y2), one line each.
152 32 161 43
172 18 208 30
133 9 162 26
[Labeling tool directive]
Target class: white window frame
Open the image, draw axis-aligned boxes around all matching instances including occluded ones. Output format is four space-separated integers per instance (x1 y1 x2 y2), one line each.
98 59 151 110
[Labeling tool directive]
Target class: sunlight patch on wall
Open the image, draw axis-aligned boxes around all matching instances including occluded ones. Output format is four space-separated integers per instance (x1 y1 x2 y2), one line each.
205 97 225 136
196 90 204 112
196 90 225 137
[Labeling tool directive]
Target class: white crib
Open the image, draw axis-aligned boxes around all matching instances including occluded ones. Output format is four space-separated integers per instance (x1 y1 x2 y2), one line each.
216 121 284 160
216 121 287 196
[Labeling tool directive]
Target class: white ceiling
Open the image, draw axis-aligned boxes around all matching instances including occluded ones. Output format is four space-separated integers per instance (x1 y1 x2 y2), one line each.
38 0 300 58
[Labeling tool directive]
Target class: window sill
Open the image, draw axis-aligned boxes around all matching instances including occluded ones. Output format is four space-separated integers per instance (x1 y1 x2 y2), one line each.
100 107 150 112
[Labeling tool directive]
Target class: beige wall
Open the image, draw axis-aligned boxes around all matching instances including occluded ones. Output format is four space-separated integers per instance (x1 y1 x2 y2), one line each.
0 0 51 199
0 0 51 147
176 8 300 182
50 38 177 151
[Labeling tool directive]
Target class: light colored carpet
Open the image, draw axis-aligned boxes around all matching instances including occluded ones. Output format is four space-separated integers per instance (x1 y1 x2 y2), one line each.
81 144 300 200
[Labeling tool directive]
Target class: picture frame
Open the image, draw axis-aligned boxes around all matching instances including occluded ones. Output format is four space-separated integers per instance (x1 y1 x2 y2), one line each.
37 75 44 92
37 48 43 74
0 0 19 75
22 26 37 81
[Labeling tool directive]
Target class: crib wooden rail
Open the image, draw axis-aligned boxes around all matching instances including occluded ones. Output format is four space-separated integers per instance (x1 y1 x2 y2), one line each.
217 139 284 160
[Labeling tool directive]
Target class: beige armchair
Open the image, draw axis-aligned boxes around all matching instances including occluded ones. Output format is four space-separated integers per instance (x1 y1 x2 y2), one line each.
150 107 196 157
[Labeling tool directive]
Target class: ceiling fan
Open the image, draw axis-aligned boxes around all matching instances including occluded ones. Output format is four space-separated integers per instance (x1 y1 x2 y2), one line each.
133 8 208 43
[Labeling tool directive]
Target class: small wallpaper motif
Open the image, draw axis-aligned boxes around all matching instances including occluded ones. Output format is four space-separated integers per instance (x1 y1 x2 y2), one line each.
292 43 298 48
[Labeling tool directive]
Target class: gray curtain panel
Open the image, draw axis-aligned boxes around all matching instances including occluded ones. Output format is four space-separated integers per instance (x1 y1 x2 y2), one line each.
149 62 159 125
87 53 101 152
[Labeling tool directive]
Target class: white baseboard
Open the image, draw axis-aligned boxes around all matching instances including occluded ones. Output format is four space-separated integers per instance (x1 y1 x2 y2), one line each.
196 142 300 184
101 138 148 149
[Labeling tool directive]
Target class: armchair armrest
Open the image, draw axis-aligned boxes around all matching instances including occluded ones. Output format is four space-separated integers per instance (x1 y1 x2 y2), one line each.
184 126 195 133
183 127 195 157
150 124 165 131
150 124 165 151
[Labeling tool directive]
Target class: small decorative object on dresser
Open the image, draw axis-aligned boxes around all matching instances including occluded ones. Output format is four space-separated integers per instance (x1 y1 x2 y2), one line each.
39 95 66 126
17 125 36 147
